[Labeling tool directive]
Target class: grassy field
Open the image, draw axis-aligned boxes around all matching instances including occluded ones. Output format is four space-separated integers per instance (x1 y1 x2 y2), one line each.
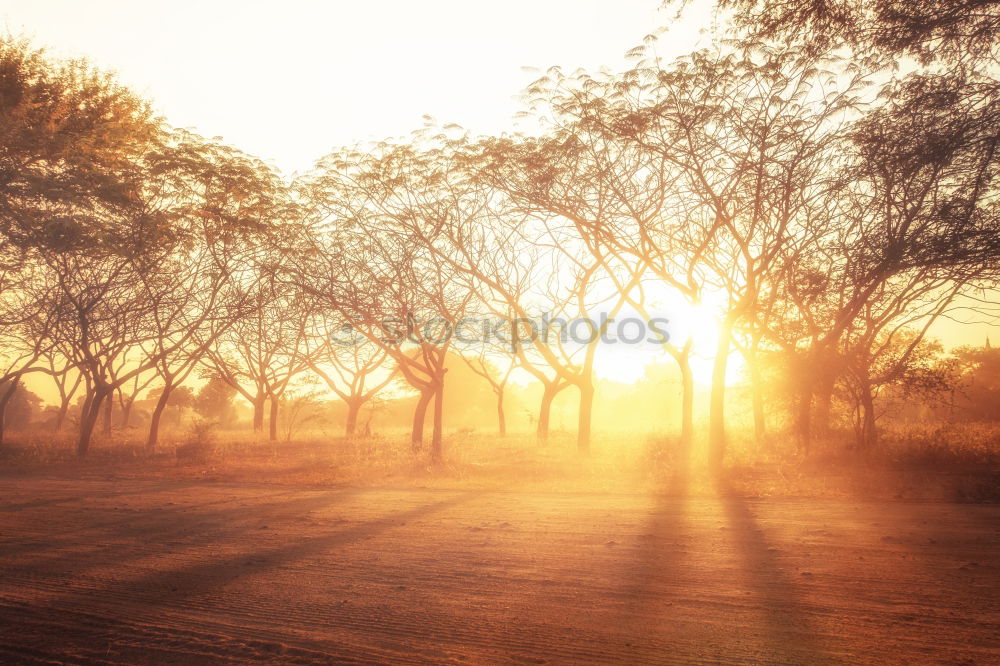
2 423 998 502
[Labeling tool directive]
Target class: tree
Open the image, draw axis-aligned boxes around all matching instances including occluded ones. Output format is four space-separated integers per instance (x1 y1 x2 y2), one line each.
697 0 1000 64
773 68 1000 451
136 131 291 450
38 351 83 431
419 193 570 442
842 334 954 447
38 127 287 455
194 375 238 426
0 38 157 261
950 344 1000 420
206 275 313 442
0 40 159 442
394 136 646 454
299 141 476 462
0 377 41 435
304 311 397 437
527 42 866 466
111 363 155 432
459 339 517 437
468 76 700 456
42 249 153 454
0 269 64 443
0 44 241 456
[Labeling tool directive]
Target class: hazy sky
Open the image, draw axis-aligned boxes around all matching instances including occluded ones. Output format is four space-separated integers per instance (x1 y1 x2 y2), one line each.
0 0 712 175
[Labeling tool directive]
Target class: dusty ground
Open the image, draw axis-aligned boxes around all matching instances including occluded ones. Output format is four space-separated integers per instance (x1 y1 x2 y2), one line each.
0 475 998 664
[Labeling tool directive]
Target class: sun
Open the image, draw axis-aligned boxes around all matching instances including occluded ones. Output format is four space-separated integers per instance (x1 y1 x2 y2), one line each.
681 300 747 387
593 292 746 387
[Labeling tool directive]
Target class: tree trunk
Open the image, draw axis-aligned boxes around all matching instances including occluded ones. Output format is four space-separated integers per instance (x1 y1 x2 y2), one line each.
411 388 433 451
496 389 506 437
796 369 813 453
145 384 175 452
78 387 109 456
859 379 877 449
80 389 94 434
0 377 19 447
121 400 134 429
708 318 733 470
537 383 557 442
677 353 694 468
53 371 82 433
814 367 835 438
345 399 360 437
577 381 594 455
54 397 70 432
748 354 766 447
268 395 279 441
431 380 444 464
251 393 266 432
102 393 113 436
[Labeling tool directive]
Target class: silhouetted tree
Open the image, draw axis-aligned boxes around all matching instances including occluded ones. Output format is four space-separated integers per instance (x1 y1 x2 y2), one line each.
304 311 397 437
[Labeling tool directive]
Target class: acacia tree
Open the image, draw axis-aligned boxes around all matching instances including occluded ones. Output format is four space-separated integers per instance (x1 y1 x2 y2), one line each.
206 274 313 442
0 266 67 444
444 211 575 443
426 199 570 442
792 72 1000 449
467 92 700 456
749 68 998 454
38 350 82 431
299 141 476 462
458 337 516 437
137 132 290 451
373 137 645 454
297 218 448 449
117 377 151 430
691 0 1000 453
193 375 238 425
0 44 247 456
478 43 864 466
0 38 157 443
841 305 960 448
610 44 863 467
0 38 156 270
700 0 1000 64
107 362 155 433
842 334 955 446
39 128 289 455
304 310 397 437
42 248 155 454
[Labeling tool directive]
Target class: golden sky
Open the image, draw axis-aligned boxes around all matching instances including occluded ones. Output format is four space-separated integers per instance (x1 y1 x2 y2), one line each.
0 0 714 175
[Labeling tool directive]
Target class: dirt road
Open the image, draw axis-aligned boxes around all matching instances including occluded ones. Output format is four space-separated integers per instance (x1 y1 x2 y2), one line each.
0 477 997 664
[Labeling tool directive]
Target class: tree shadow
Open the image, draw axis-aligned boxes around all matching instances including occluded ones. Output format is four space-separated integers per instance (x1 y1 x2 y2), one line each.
616 469 702 660
45 490 480 608
715 475 827 663
0 487 364 569
622 468 830 663
2 487 483 662
0 479 211 511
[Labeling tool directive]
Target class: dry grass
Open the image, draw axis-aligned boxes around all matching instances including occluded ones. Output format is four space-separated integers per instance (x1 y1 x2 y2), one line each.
0 422 997 501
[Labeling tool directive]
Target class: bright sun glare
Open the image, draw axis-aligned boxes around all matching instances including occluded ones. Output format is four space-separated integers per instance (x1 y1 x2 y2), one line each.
593 288 746 386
